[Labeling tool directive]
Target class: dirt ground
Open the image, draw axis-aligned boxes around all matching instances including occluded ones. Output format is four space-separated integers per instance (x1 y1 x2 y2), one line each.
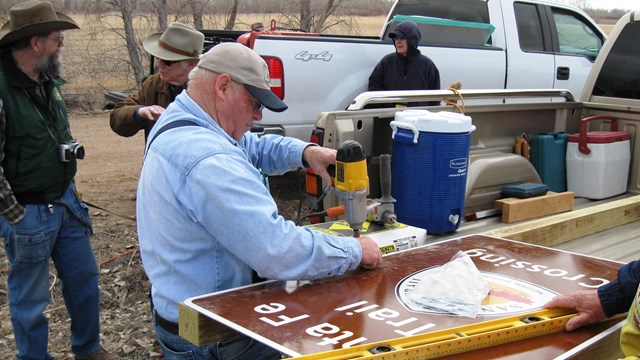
0 111 305 359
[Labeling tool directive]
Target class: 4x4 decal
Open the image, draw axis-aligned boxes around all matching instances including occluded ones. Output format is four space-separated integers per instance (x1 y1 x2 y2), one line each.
294 51 333 61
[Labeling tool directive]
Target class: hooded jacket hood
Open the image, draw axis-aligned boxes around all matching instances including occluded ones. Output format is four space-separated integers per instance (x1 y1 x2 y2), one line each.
389 20 421 49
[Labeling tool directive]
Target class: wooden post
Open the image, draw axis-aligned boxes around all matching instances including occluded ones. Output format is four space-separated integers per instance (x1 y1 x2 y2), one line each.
485 195 640 247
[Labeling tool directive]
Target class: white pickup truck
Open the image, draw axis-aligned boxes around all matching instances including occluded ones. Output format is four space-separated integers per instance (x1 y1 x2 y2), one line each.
247 0 605 141
305 8 639 232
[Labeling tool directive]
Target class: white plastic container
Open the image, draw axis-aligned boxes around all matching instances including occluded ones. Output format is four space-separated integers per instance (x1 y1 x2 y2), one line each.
566 129 630 200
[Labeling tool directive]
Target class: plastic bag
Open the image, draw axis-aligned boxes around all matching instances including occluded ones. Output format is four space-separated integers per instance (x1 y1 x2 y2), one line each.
406 250 489 318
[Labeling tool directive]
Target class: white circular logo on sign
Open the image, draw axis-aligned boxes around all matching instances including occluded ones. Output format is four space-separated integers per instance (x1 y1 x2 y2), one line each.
396 268 558 316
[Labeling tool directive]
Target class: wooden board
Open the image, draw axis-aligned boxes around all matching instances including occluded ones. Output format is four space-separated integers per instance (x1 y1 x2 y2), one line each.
495 191 574 223
483 194 640 246
181 234 624 358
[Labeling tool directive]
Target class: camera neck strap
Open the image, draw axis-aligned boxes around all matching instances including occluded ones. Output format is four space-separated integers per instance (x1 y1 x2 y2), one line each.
23 88 63 145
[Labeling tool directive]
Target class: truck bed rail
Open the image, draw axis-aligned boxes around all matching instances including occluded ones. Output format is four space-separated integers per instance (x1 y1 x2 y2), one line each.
348 89 576 110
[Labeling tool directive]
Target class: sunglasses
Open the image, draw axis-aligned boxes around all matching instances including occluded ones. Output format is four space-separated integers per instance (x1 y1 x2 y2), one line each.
158 58 182 67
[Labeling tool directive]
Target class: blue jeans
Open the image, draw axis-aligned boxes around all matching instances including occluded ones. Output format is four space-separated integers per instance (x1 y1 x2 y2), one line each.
152 311 281 360
1 184 101 359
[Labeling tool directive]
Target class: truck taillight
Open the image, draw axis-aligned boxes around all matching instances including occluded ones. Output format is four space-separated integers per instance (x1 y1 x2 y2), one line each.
262 56 284 100
306 129 325 223
309 128 324 147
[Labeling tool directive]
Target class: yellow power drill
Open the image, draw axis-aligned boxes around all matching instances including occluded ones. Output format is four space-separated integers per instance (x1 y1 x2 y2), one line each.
333 140 369 238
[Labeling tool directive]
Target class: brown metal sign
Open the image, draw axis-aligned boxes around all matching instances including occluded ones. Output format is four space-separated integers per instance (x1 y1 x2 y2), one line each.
184 234 624 357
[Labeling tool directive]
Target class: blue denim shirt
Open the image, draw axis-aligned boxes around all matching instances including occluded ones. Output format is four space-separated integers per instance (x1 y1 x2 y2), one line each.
137 92 362 322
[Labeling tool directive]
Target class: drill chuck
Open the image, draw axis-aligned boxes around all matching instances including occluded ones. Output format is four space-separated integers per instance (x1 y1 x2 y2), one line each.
336 187 368 233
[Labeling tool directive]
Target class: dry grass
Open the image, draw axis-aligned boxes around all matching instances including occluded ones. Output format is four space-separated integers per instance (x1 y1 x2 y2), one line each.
599 24 615 34
60 14 386 102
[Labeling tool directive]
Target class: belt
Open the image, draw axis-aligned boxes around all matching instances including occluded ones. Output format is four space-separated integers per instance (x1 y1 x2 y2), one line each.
15 191 47 204
155 311 180 335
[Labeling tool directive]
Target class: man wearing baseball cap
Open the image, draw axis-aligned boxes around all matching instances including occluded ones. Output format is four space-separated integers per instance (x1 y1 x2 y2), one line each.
110 22 204 143
0 1 116 359
136 42 383 359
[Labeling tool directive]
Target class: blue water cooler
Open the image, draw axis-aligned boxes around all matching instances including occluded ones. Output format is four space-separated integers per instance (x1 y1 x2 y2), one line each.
390 110 475 234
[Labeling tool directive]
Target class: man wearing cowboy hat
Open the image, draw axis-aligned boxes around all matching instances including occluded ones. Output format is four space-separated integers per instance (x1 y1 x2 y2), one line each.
0 1 116 359
110 22 204 142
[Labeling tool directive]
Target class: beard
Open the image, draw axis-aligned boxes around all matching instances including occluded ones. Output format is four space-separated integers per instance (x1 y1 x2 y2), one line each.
35 50 62 78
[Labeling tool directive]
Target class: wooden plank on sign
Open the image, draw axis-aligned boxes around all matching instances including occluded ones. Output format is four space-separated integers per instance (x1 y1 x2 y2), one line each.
179 302 211 346
495 191 574 223
178 302 240 346
484 194 640 247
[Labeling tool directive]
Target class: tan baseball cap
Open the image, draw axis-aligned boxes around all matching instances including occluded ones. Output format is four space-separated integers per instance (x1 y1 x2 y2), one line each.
197 42 287 112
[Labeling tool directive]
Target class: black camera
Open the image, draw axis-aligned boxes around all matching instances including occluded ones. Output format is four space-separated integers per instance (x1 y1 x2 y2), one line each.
59 140 85 162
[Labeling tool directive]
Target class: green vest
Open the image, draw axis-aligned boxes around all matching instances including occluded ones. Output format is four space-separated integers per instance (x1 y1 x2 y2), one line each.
0 68 75 202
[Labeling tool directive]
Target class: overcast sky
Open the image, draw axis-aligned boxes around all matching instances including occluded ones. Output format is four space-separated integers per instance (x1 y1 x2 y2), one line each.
588 0 635 10
556 0 635 10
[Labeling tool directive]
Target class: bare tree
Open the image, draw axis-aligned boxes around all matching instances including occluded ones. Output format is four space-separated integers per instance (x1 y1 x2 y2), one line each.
156 0 168 31
116 0 145 84
314 0 339 32
299 0 312 31
281 0 358 33
224 0 240 30
191 0 204 29
85 0 149 87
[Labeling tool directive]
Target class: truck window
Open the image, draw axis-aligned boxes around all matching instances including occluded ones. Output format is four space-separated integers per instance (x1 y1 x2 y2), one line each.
514 3 545 52
593 22 640 100
388 0 491 45
390 0 489 23
551 9 603 61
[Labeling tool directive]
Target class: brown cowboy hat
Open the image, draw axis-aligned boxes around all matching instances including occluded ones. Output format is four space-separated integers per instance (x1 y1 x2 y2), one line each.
0 0 79 47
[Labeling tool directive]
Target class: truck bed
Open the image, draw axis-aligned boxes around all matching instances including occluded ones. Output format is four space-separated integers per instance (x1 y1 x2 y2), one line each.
308 88 640 266
431 193 640 264
556 220 640 263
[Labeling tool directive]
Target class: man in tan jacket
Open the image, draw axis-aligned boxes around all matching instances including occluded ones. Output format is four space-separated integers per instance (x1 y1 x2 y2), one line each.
109 22 204 142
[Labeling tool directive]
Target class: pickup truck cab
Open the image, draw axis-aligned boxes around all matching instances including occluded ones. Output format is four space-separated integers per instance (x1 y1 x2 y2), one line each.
248 0 605 141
